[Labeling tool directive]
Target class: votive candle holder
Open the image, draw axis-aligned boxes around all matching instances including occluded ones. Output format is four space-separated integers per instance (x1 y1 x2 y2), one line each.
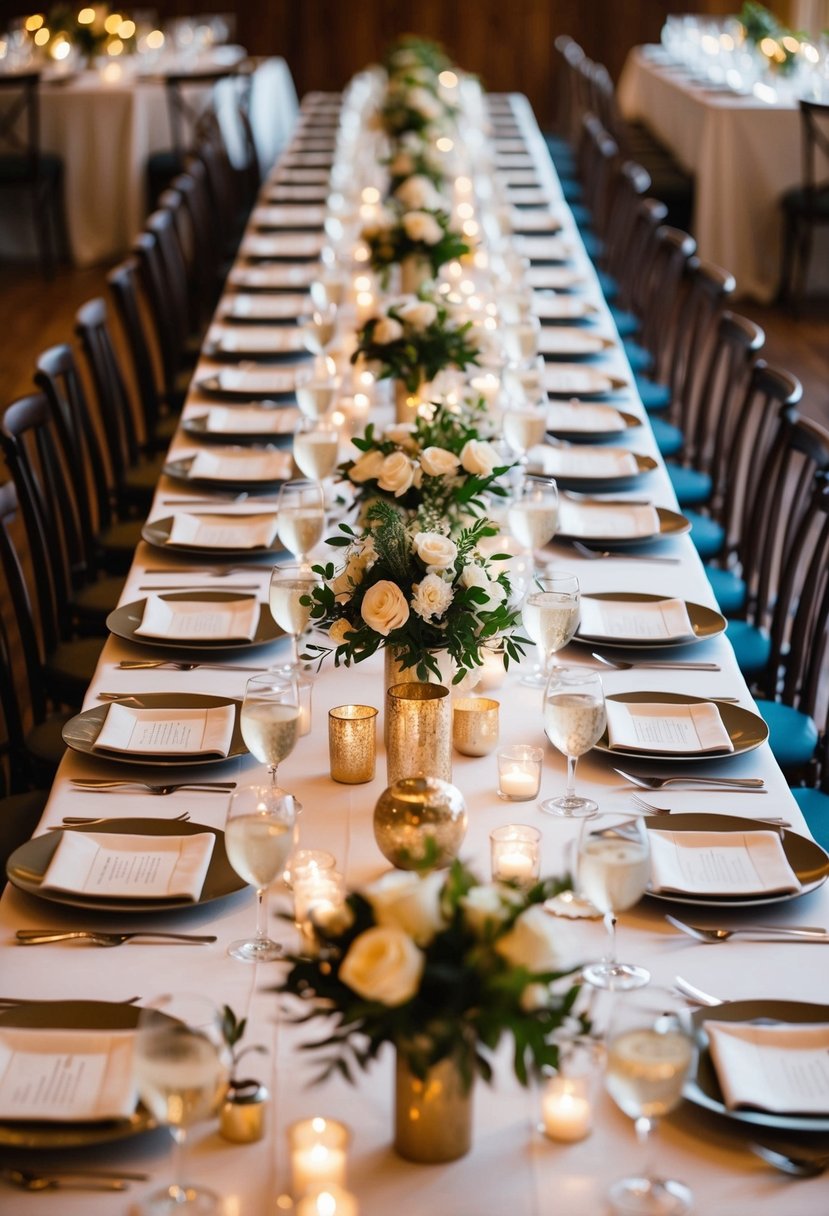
328 704 378 783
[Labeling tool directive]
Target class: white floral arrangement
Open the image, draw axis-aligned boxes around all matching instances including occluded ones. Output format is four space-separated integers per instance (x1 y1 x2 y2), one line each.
360 201 469 287
352 290 479 392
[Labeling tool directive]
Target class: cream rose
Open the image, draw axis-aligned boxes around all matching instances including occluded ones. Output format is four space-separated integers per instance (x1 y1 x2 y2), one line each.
402 210 444 246
389 151 415 177
461 884 524 937
460 439 500 476
396 299 439 330
365 871 446 946
411 572 454 622
394 174 445 212
407 86 443 121
420 446 460 477
377 451 416 497
349 449 385 484
413 531 458 569
372 316 405 345
495 905 580 974
384 422 418 450
339 926 424 1006
328 618 353 644
360 580 410 635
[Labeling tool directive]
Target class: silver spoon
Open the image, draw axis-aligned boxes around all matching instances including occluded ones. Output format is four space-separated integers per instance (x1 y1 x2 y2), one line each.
1 1168 128 1192
749 1142 829 1177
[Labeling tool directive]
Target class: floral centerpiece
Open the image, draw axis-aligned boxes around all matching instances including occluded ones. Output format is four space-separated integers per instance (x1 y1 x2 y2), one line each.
304 501 526 683
738 2 803 74
352 291 479 392
361 202 469 289
382 34 452 79
386 136 448 195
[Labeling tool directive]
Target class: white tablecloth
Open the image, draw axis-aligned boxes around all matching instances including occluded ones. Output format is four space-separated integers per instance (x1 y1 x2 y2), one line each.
0 93 826 1216
618 45 829 303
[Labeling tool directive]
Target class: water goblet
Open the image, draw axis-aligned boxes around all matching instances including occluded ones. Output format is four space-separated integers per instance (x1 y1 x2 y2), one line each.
293 415 341 482
503 312 541 368
225 784 298 962
299 302 338 375
507 475 559 565
604 990 696 1215
276 478 325 567
295 363 340 421
269 563 322 674
521 573 579 687
134 994 231 1215
577 810 651 989
541 666 605 817
239 671 301 796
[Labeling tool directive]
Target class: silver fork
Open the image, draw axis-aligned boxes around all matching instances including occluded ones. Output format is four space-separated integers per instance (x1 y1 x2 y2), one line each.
117 660 267 671
592 651 720 672
52 811 191 828
69 780 236 795
665 914 828 943
16 930 218 946
629 793 789 825
572 540 681 565
614 768 766 791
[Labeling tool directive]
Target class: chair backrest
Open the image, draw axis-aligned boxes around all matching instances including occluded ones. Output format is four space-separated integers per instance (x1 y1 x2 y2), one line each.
637 225 697 379
74 296 141 482
132 225 188 404
553 36 585 146
683 309 765 473
0 71 40 178
144 202 197 350
602 159 651 285
173 163 223 313
664 258 736 427
162 66 242 161
800 99 829 202
107 256 166 443
576 113 619 239
619 197 669 317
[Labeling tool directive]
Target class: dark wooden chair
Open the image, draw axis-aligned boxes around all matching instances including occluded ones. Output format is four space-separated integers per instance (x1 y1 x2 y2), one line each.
779 99 829 312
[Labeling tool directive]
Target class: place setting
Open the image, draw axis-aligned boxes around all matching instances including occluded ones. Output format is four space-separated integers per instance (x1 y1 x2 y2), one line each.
105 589 283 655
543 363 630 398
181 404 300 446
538 328 617 360
527 442 657 491
202 324 310 361
226 262 319 292
545 400 642 441
573 592 727 650
249 203 327 231
161 447 294 492
555 496 691 547
596 690 769 763
238 231 325 262
216 292 312 324
533 294 601 324
141 511 284 558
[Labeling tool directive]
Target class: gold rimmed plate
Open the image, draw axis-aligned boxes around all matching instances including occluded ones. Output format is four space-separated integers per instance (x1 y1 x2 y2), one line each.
194 366 301 401
0 1001 155 1149
528 451 658 492
595 691 769 761
202 326 309 362
545 406 642 443
141 515 283 558
162 452 291 492
106 591 282 654
539 330 617 360
6 818 246 913
687 999 829 1131
61 693 247 768
575 592 726 650
543 366 630 398
556 505 691 546
227 263 317 292
218 293 311 323
182 408 299 447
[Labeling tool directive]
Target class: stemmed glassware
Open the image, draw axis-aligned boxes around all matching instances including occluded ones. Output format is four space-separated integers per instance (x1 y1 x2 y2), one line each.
541 666 605 817
224 784 298 962
577 810 651 989
239 672 301 797
299 301 338 375
276 478 325 568
507 475 559 567
133 994 231 1214
295 363 340 422
520 573 580 686
269 563 322 674
604 990 696 1215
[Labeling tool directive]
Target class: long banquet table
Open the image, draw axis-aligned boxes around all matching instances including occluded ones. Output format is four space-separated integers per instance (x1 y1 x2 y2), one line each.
0 85 827 1216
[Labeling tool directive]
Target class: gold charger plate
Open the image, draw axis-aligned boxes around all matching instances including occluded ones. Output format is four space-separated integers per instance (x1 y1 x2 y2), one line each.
218 293 311 322
0 1000 154 1149
61 692 247 768
107 591 282 654
539 330 616 359
529 451 657 492
543 366 630 398
195 366 301 401
645 813 829 907
557 504 691 546
688 999 829 1131
595 691 769 761
202 326 308 361
6 818 246 913
227 263 317 292
575 592 726 650
545 406 642 443
141 515 282 558
162 452 291 492
182 408 299 446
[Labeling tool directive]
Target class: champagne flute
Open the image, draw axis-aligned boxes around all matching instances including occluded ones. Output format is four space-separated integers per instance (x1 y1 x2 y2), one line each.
295 364 340 421
276 478 325 568
293 415 341 482
604 990 696 1215
134 994 231 1214
541 666 605 817
507 475 559 565
269 562 322 673
225 784 298 962
577 810 651 990
240 671 300 795
521 573 580 687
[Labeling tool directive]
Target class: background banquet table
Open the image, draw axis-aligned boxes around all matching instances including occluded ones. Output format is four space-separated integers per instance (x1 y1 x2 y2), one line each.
0 91 826 1216
618 45 829 304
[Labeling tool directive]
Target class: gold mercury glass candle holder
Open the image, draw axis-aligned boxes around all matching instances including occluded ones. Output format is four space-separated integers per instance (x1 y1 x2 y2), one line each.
453 696 500 756
385 682 451 784
328 704 378 783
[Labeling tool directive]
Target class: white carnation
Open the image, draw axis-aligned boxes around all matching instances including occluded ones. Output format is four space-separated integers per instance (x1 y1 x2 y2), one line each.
411 572 454 621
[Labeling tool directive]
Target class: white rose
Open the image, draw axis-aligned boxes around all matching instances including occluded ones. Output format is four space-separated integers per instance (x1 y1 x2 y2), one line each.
390 152 415 177
413 531 458 569
377 451 416 497
460 439 499 476
349 449 385 484
420 446 460 477
372 316 405 345
365 870 446 945
495 905 581 975
329 618 353 644
520 982 553 1012
394 175 445 212
360 580 410 635
459 562 506 610
339 926 424 1006
461 884 524 937
407 86 443 120
411 572 454 621
396 299 439 330
402 210 444 246
383 422 418 450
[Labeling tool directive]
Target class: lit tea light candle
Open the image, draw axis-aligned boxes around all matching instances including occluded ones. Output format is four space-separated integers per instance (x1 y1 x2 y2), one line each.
288 1117 350 1197
540 1075 593 1143
293 870 346 953
469 372 500 406
490 824 541 884
296 1185 359 1216
497 746 543 802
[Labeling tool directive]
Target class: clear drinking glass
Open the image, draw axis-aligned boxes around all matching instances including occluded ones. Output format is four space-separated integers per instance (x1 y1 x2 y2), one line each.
520 572 579 687
239 672 300 796
276 478 325 567
269 563 322 673
577 811 651 990
507 476 559 563
541 666 605 817
294 364 340 421
604 990 696 1215
293 415 340 482
134 994 231 1215
299 301 338 375
225 784 298 962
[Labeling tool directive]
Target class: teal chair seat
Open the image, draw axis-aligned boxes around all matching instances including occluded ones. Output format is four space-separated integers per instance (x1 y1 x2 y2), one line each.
666 463 712 506
580 231 604 260
609 305 639 338
649 416 684 458
623 339 653 373
791 787 829 852
755 700 819 772
704 565 747 616
635 376 671 412
595 269 618 302
724 619 770 677
560 178 584 204
569 202 592 228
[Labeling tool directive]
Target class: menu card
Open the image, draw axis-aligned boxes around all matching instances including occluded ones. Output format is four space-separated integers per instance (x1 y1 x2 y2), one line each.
650 829 800 895
543 366 619 395
509 208 562 232
538 329 612 357
186 449 292 483
546 402 625 432
514 234 571 262
526 266 586 291
42 830 215 900
557 500 660 538
228 263 316 290
605 700 733 753
0 1028 137 1122
222 293 310 320
252 203 327 228
529 445 639 479
704 1020 829 1113
207 325 303 355
579 596 695 641
201 406 298 436
135 594 259 642
93 702 236 758
205 367 300 396
166 512 279 550
240 232 324 260
534 297 598 322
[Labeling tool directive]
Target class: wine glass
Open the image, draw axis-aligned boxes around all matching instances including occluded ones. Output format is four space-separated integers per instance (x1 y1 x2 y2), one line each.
577 810 651 990
295 364 340 421
521 573 580 687
293 415 341 483
502 399 548 474
225 784 298 962
507 475 559 566
503 313 541 368
276 478 325 568
134 994 231 1214
240 672 300 795
299 302 338 375
604 990 696 1215
269 563 322 673
541 666 605 817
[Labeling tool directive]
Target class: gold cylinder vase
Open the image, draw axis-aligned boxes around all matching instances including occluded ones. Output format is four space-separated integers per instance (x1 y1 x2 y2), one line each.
328 704 378 784
394 1051 473 1163
385 682 451 785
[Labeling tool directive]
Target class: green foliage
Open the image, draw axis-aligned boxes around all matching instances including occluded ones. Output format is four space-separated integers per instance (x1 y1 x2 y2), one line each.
351 293 479 392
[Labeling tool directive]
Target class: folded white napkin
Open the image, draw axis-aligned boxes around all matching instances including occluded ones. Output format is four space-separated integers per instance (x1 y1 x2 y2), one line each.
223 292 310 320
534 297 597 322
605 700 733 753
136 594 259 642
544 365 620 395
526 266 586 290
538 329 613 357
202 406 298 435
529 445 639 479
704 1020 829 1113
546 402 626 432
240 233 323 259
557 500 660 538
252 204 327 228
579 596 695 641
208 366 299 396
187 449 291 482
509 208 562 232
42 830 215 900
93 702 236 758
228 263 316 289
207 325 303 355
0 1028 137 1122
166 512 280 550
650 829 800 895
514 235 571 261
